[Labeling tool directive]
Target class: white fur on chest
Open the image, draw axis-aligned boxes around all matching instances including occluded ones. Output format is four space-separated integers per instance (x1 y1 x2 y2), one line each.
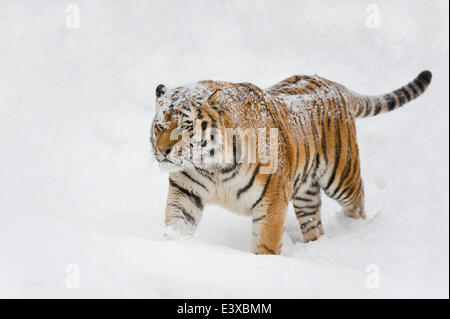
171 168 264 216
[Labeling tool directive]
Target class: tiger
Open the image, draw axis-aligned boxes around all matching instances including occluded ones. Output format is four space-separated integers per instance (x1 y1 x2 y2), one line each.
150 70 432 255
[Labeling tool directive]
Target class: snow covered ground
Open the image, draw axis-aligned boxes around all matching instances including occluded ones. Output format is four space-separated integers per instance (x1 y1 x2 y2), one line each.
0 0 448 298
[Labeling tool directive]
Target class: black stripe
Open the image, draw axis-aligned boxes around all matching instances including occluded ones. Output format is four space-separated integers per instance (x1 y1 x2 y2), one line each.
252 215 265 223
221 162 239 174
330 125 352 198
307 78 324 89
382 94 395 111
337 180 355 202
394 89 406 105
169 203 196 225
300 220 314 229
239 83 264 102
321 123 328 166
302 83 324 156
196 107 204 119
292 176 302 198
311 154 321 180
258 245 276 254
169 178 203 209
304 84 318 94
304 221 322 233
355 99 364 117
340 177 361 203
251 175 272 209
203 108 217 129
293 175 301 193
308 110 320 158
295 211 317 218
407 83 419 98
180 171 208 192
324 97 342 190
374 97 384 114
335 159 359 201
296 114 311 170
237 164 260 199
401 87 411 101
363 97 372 117
346 178 363 203
335 184 350 201
223 169 240 182
414 78 425 92
294 203 321 210
194 167 214 182
294 196 312 202
305 189 319 196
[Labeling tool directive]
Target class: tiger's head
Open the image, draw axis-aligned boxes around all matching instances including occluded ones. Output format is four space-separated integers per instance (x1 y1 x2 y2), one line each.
150 83 227 172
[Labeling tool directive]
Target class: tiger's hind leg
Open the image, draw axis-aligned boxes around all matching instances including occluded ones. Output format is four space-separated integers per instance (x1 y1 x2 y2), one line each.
292 180 324 242
320 152 366 219
337 176 365 219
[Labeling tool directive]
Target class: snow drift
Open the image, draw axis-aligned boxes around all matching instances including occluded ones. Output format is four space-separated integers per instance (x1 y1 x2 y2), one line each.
0 0 448 298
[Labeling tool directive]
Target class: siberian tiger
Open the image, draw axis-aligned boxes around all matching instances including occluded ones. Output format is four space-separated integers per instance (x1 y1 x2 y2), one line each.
150 70 432 254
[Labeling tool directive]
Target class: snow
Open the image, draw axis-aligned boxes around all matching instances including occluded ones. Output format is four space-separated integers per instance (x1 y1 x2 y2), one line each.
0 0 448 298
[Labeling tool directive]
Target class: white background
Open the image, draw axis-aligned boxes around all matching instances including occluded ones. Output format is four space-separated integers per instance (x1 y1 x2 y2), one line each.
0 0 448 298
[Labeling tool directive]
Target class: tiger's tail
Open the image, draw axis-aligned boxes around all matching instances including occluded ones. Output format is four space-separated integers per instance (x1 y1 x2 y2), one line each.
352 70 432 118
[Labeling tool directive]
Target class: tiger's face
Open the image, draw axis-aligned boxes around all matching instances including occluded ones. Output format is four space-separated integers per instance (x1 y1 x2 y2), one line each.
150 84 226 172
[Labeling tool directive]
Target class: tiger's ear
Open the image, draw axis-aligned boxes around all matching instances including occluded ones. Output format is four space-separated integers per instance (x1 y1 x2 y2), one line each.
207 89 225 109
156 84 166 98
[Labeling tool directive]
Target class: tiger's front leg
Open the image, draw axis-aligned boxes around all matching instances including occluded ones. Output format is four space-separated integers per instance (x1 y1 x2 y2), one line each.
164 177 204 237
251 198 288 255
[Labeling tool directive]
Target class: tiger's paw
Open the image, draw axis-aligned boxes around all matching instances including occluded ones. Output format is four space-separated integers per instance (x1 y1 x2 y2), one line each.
345 207 366 219
162 221 195 240
302 223 324 243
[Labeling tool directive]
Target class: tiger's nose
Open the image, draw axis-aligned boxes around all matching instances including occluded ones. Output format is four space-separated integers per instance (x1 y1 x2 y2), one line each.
158 147 171 156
